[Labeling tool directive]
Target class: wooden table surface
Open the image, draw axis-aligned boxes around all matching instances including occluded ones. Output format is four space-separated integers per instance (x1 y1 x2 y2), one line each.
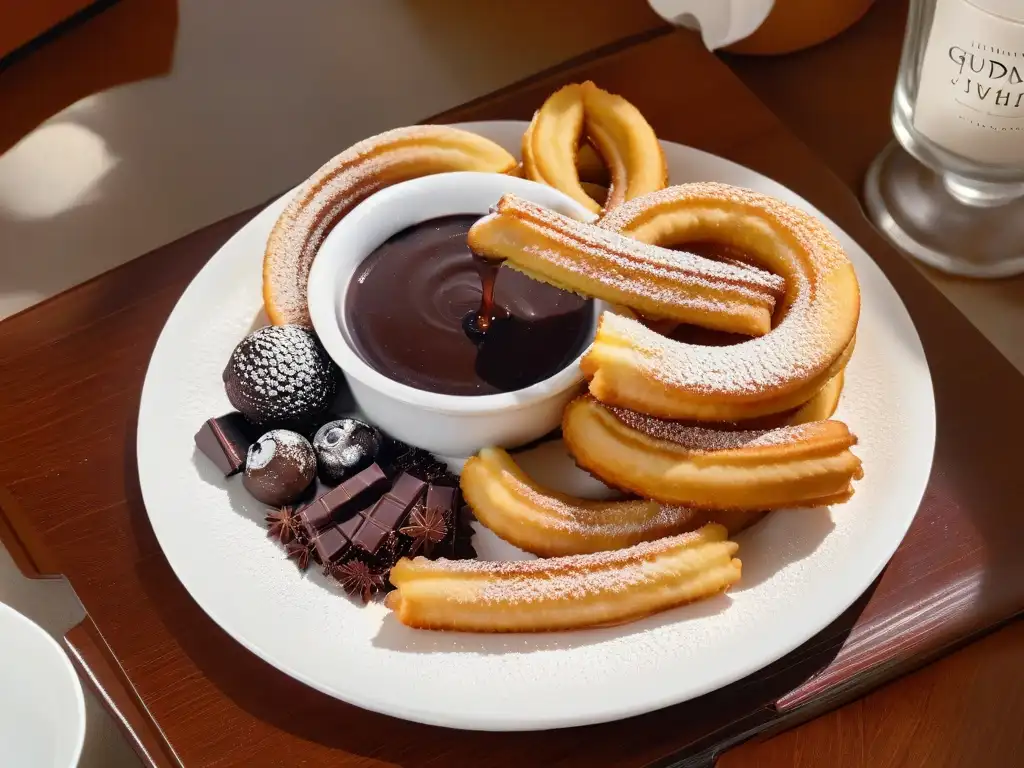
1 3 1022 767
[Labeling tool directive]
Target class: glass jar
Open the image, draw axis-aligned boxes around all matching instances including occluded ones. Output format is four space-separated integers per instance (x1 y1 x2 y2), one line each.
865 0 1024 277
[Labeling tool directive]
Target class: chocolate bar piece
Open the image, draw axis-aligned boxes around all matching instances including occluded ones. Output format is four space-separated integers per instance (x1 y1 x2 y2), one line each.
426 485 456 518
194 413 258 476
336 512 363 542
298 463 388 531
310 507 376 566
299 472 437 567
312 526 349 564
356 473 426 555
299 501 333 532
352 518 390 555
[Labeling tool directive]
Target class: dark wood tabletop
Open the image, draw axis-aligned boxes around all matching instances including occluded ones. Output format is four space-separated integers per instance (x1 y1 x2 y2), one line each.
1 3 1022 767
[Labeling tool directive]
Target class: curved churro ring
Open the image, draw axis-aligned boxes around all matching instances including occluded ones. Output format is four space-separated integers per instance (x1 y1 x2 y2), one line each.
467 194 785 336
585 183 861 421
385 523 740 632
562 397 862 510
522 82 667 214
263 125 516 326
463 447 711 556
744 368 845 429
576 143 610 186
609 307 848 428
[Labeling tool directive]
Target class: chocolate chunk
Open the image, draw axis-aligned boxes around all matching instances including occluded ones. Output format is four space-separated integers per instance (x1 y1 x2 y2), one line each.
426 484 456 517
194 413 257 476
370 499 407 531
366 473 426 527
414 484 458 557
313 526 349 564
299 503 332 534
358 473 426 555
352 518 391 555
336 512 363 542
297 463 388 529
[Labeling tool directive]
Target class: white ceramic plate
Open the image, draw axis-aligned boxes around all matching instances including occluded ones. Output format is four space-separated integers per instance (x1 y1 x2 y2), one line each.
0 602 86 767
138 121 935 731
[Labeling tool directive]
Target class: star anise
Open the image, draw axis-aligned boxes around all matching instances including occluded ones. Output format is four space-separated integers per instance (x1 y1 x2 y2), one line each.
331 560 385 603
400 504 449 556
265 506 299 544
285 539 314 571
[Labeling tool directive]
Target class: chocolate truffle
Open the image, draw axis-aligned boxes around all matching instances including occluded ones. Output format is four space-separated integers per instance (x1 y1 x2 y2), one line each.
223 325 337 427
243 430 317 506
312 418 382 485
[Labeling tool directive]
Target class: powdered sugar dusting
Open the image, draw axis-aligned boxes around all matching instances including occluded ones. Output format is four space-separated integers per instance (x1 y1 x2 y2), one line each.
503 196 783 293
415 528 709 574
404 530 734 604
600 182 848 275
607 406 814 451
592 181 856 396
264 125 513 325
514 483 702 538
247 429 316 475
475 196 784 323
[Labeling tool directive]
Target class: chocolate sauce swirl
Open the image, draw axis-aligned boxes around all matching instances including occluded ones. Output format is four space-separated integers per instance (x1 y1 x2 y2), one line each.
345 215 592 396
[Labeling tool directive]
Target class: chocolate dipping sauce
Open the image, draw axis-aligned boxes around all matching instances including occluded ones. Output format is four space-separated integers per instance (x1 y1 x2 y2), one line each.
344 215 593 396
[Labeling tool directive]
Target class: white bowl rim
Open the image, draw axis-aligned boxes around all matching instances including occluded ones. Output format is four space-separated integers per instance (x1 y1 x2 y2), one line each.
307 172 601 415
0 601 86 768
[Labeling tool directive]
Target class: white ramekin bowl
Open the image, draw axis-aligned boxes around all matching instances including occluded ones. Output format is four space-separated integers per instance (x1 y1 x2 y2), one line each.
307 171 601 457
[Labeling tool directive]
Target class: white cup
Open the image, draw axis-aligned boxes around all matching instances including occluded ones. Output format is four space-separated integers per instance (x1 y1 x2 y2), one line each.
307 172 602 457
0 602 86 768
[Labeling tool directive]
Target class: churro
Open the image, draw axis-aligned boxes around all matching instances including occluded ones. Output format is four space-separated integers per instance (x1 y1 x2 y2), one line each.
462 447 712 556
743 368 846 429
467 194 785 336
522 82 666 213
263 125 516 326
582 81 667 210
385 523 740 632
585 183 860 420
576 143 609 185
562 396 862 510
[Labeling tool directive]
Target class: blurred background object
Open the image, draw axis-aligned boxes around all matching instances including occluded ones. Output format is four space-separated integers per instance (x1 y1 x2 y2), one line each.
647 0 875 54
864 0 1024 277
727 0 875 54
0 601 85 768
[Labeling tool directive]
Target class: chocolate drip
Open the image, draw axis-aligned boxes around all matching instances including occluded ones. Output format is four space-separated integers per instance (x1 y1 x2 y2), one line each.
345 215 591 396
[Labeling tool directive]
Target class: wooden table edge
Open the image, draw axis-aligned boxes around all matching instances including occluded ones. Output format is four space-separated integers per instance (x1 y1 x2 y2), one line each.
64 617 182 768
